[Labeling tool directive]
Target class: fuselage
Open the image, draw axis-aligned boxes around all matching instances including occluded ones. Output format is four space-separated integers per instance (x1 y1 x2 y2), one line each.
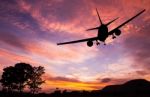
97 24 108 42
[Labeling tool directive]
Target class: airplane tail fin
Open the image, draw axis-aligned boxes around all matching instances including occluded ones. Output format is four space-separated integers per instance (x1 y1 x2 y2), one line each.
86 9 118 31
106 17 119 26
86 8 102 31
96 8 103 25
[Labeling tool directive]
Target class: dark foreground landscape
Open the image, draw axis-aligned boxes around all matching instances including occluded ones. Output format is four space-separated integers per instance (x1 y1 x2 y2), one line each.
0 79 150 97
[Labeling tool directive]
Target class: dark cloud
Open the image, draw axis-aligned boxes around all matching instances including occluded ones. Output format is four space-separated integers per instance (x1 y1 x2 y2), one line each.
0 0 19 18
0 20 26 50
136 70 149 76
0 0 40 33
0 0 46 51
40 0 86 22
0 31 25 49
101 78 112 83
98 77 130 85
19 0 86 23
46 76 80 83
93 0 121 7
54 76 80 82
3 0 76 42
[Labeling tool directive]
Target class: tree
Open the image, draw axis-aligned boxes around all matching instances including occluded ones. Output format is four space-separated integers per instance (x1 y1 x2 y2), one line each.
27 66 45 94
0 66 17 92
0 63 33 93
14 63 33 93
0 63 45 93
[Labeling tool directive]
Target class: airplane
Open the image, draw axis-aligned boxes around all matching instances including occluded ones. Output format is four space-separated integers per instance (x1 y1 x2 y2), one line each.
57 9 145 47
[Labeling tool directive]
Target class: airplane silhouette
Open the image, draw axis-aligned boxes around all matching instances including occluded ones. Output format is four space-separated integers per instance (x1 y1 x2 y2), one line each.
57 9 145 47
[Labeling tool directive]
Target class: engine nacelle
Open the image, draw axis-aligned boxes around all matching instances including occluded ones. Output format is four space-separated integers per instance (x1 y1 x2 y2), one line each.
87 40 93 47
115 29 121 36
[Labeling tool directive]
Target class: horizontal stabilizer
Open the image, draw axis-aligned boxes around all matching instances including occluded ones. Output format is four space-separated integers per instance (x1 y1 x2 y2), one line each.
86 27 99 31
106 17 119 26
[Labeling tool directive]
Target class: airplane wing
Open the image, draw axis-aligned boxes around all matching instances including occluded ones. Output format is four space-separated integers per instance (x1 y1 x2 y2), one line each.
57 37 98 45
108 9 145 35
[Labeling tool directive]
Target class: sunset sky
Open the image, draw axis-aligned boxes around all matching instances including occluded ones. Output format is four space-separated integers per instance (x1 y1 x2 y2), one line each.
0 0 150 92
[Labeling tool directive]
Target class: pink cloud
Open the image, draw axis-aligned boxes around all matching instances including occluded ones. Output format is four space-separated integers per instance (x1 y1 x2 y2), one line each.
23 40 99 65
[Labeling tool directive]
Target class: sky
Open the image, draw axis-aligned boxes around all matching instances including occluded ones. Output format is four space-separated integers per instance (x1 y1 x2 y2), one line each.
0 0 150 92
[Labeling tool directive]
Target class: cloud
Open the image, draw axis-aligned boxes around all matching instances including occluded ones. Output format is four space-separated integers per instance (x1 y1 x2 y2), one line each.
101 78 112 83
44 74 80 83
97 77 132 85
135 70 149 76
0 31 25 50
23 40 98 65
123 22 150 70
42 74 107 91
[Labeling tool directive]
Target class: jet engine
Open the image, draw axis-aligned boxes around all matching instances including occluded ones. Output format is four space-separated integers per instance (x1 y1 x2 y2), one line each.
87 40 93 47
115 29 121 36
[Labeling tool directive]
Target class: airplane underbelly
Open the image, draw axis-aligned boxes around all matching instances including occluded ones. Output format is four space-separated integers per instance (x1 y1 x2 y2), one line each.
99 34 108 42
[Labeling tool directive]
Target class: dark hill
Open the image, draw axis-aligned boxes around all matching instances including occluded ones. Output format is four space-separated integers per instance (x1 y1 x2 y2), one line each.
100 79 150 96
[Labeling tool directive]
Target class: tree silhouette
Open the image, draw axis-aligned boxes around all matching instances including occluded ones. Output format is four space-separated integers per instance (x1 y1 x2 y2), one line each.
27 66 45 94
14 63 33 93
0 63 34 92
0 66 17 92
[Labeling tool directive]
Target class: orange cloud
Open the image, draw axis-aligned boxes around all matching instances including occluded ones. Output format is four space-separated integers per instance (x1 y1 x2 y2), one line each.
0 49 41 66
41 74 107 92
45 80 105 91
